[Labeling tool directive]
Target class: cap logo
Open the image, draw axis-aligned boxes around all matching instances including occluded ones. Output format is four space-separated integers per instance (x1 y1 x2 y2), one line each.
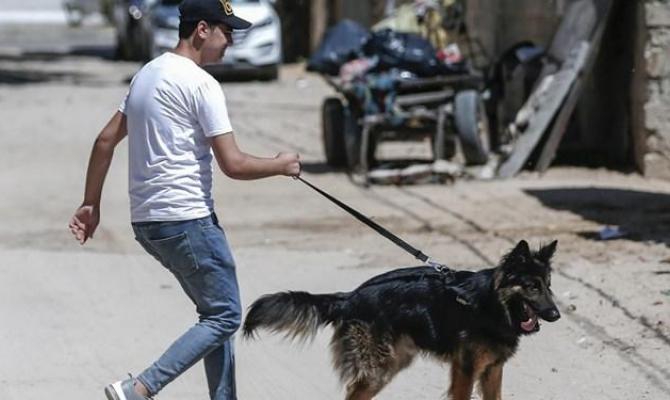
220 0 234 16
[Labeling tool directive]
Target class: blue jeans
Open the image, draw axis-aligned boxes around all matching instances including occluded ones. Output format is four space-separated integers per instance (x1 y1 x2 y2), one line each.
132 213 241 400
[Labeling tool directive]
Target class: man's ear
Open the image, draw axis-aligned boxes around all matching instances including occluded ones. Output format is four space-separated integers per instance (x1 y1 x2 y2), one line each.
196 20 211 39
537 240 558 262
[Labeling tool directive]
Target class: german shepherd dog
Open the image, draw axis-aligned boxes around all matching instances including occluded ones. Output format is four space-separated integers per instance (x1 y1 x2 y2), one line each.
243 240 561 400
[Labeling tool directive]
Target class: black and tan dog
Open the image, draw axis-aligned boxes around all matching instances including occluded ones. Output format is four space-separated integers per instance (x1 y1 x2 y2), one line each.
243 240 561 400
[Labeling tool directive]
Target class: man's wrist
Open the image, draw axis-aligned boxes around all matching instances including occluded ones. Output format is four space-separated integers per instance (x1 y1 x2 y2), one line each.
81 200 100 208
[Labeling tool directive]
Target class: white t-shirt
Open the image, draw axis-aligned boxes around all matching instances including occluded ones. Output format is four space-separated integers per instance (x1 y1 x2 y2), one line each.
119 52 233 222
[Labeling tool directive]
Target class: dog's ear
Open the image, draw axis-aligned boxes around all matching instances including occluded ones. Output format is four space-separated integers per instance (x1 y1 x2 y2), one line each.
511 240 531 261
503 240 531 269
497 240 531 284
537 240 558 262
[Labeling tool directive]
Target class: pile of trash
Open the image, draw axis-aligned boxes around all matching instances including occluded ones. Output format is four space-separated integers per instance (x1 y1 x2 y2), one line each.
306 0 472 125
307 10 469 125
307 19 466 81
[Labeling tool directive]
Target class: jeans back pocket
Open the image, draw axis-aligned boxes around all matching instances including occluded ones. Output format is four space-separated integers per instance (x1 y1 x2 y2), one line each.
147 232 200 277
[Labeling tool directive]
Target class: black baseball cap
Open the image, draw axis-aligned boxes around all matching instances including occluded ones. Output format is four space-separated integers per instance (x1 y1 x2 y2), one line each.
179 0 252 30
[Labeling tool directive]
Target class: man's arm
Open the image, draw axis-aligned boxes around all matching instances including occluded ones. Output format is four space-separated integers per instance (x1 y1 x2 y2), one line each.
69 111 128 244
210 132 300 180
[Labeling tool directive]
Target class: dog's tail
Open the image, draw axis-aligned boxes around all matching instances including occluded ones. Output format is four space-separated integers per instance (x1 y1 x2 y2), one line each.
243 291 345 341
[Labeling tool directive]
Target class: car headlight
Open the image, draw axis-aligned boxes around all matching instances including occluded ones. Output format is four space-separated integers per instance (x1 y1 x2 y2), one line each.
128 5 143 20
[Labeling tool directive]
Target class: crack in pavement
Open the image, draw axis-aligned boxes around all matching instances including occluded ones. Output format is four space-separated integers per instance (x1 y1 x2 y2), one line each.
557 269 670 347
557 298 670 395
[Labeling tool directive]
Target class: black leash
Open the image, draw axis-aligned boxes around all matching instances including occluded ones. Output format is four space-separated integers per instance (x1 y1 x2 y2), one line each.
294 176 447 272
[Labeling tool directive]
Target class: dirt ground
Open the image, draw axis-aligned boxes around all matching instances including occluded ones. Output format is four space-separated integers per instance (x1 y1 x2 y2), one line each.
0 24 669 400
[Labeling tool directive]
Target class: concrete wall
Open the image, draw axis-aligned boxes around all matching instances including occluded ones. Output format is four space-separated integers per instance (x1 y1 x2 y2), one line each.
639 0 670 179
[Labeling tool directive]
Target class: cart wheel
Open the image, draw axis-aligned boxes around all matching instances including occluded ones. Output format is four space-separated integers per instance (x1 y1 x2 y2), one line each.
344 111 375 171
454 90 491 165
322 97 347 167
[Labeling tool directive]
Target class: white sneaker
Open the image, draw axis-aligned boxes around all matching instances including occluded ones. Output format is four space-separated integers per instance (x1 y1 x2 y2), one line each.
104 377 151 400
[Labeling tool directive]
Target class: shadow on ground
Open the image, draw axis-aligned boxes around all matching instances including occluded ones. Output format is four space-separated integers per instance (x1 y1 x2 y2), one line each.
0 45 116 62
0 45 117 85
0 68 93 84
524 187 670 246
0 46 283 85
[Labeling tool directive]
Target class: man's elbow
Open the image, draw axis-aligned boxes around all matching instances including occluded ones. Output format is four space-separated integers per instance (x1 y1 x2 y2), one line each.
220 165 243 179
94 127 122 150
93 134 116 154
218 156 247 180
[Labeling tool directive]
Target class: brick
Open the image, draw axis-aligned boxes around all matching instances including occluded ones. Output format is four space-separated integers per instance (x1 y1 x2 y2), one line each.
647 2 670 27
646 133 660 152
643 152 670 179
644 97 670 133
650 27 670 46
646 47 670 77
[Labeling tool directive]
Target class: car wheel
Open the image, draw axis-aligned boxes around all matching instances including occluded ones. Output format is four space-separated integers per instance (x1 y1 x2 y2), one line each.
259 65 279 81
322 97 347 167
138 18 154 62
114 34 131 60
343 109 375 171
454 90 491 165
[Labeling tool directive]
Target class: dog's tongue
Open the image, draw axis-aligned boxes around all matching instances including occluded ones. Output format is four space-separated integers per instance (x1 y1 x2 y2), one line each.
520 303 537 331
521 317 536 331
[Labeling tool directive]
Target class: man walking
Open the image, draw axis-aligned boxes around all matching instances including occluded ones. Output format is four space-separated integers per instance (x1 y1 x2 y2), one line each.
68 0 300 399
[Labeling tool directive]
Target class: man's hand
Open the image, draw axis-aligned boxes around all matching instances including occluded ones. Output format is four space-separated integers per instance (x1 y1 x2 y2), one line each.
69 205 100 245
276 152 301 176
69 111 126 245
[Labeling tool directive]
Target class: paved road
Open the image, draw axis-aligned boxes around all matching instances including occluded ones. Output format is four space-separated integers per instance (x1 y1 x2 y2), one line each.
0 0 63 9
1 23 669 400
0 0 74 23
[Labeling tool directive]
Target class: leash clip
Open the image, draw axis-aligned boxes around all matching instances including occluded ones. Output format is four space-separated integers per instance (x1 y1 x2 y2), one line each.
426 258 447 273
426 257 458 284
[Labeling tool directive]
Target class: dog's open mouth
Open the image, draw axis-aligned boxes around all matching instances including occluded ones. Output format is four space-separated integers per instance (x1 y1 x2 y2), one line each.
520 302 538 332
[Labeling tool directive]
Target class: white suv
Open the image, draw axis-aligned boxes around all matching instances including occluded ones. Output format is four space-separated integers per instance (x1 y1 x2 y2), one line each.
150 0 282 80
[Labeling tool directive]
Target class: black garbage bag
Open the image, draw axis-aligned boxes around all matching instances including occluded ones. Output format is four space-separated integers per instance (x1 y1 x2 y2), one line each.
307 20 371 75
363 29 457 77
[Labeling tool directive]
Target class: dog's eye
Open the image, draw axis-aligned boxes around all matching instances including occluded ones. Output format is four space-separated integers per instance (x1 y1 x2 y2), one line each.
526 282 540 292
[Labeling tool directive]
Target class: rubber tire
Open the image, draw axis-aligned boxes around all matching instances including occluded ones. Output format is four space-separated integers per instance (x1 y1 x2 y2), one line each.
343 108 360 170
343 110 375 171
259 65 279 81
135 18 153 62
454 90 491 165
322 97 347 167
114 33 131 61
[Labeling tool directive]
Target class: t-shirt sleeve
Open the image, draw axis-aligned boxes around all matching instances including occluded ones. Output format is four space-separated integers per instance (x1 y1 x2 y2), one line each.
118 73 136 115
118 91 128 114
194 79 233 138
